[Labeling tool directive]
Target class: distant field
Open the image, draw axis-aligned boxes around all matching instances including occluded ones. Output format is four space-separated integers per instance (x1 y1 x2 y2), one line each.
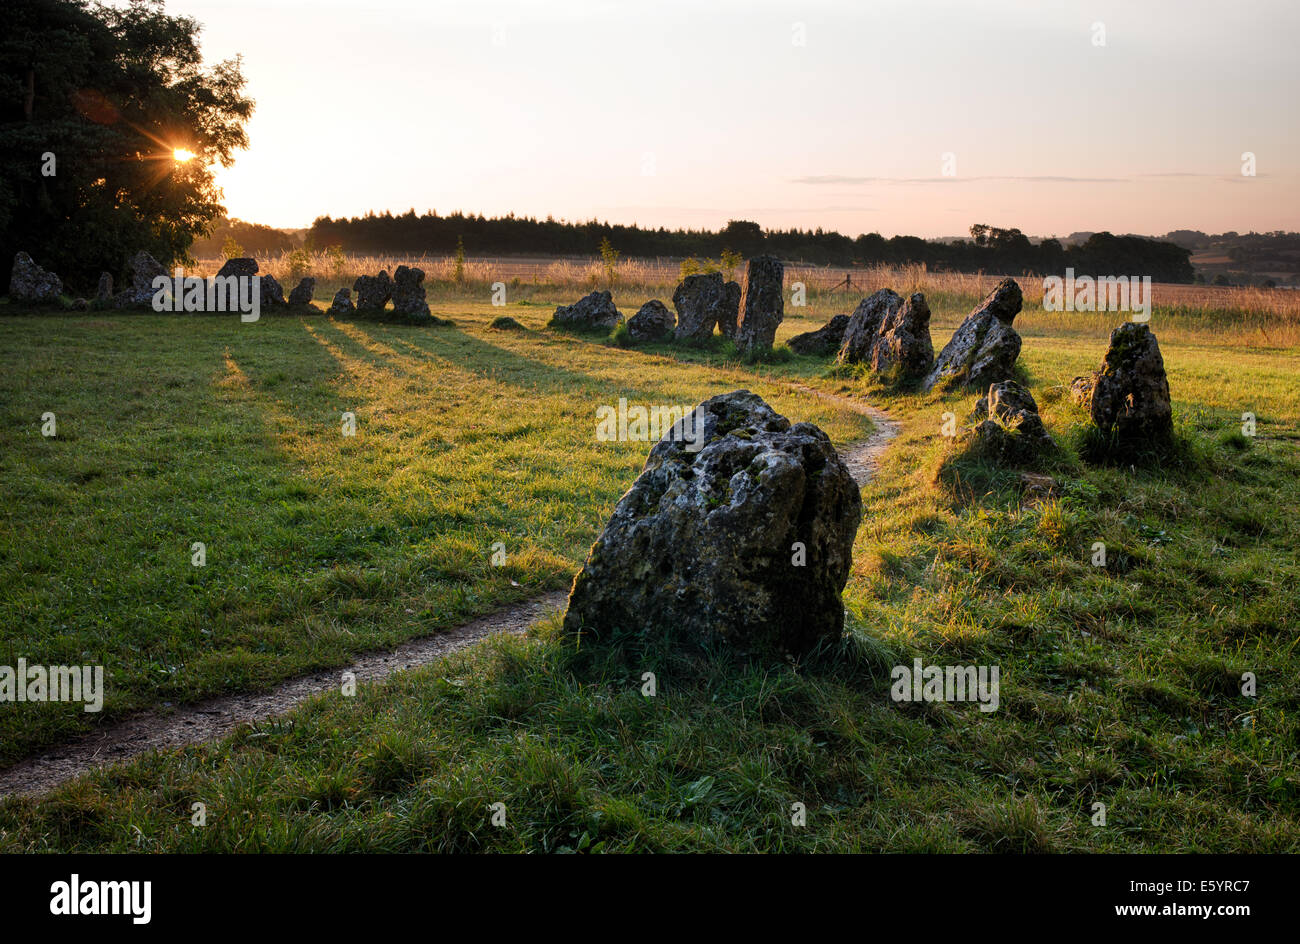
1 287 1297 851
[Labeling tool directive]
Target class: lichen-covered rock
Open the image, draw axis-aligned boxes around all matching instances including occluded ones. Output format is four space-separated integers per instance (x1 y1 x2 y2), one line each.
788 314 850 356
114 251 168 307
1089 323 1173 444
259 274 287 308
735 256 785 356
216 257 258 279
672 273 725 343
288 277 316 306
869 292 934 379
719 280 742 339
327 287 355 316
837 289 901 364
969 380 1054 463
95 272 113 302
1069 371 1099 407
8 252 63 302
563 389 862 659
628 299 675 342
489 315 525 331
354 271 393 312
922 278 1023 391
549 290 622 331
391 265 432 322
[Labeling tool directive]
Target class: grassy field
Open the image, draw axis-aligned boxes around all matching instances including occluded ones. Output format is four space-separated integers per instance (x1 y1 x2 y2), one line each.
0 285 1297 852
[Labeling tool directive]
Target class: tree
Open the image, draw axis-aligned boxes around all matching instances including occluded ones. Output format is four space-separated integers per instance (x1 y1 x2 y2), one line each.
0 0 253 288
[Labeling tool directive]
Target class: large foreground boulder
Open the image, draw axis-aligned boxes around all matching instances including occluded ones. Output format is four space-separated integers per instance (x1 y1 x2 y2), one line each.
9 252 63 302
673 272 725 343
1088 323 1173 445
869 292 934 380
788 314 849 356
719 280 742 339
628 299 675 342
563 390 862 659
969 380 1054 463
550 290 622 331
354 271 393 311
735 256 785 356
922 278 1023 391
837 289 902 364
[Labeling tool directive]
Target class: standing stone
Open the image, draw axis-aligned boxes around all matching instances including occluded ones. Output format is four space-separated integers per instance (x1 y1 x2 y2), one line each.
672 272 726 343
216 257 258 279
735 256 784 356
549 290 623 330
95 272 113 302
354 271 393 311
327 287 355 316
969 380 1054 462
563 390 862 659
788 314 850 356
922 278 1023 391
627 299 675 342
869 292 934 380
719 280 742 339
115 250 167 307
390 265 432 322
8 252 63 302
837 289 902 364
288 277 316 306
259 274 287 308
1089 323 1173 445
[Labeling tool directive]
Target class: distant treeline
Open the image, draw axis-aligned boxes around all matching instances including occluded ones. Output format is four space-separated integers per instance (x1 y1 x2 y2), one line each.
192 218 295 257
307 213 1196 282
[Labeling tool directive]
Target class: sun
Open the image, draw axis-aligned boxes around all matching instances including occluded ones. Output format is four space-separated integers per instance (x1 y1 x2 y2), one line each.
173 148 196 163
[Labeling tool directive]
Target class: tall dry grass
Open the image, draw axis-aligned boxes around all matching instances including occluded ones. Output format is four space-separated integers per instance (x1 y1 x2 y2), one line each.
192 252 1300 349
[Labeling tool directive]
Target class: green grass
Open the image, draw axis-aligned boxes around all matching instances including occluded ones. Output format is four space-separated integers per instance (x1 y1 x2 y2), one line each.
1 293 1297 852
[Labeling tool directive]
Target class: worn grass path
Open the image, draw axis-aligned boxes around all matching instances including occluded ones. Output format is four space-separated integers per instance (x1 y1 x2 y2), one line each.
0 367 897 798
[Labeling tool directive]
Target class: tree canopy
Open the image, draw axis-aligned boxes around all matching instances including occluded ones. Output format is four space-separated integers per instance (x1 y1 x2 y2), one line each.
0 0 253 288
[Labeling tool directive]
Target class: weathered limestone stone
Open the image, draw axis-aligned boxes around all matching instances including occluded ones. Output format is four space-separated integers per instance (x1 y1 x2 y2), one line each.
672 272 726 343
8 252 63 302
327 287 355 316
114 251 167 307
869 292 934 380
735 256 785 356
922 278 1023 391
354 271 393 311
549 290 623 330
787 314 850 356
391 265 432 322
216 257 258 279
628 299 675 342
837 289 902 364
1089 323 1173 445
288 277 316 306
563 389 862 659
259 274 287 308
969 380 1055 463
719 280 742 339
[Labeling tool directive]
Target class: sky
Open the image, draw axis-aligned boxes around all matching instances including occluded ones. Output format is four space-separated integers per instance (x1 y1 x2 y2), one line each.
168 0 1300 238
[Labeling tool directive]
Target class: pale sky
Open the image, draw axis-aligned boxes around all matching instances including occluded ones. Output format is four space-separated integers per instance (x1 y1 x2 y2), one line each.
169 0 1300 237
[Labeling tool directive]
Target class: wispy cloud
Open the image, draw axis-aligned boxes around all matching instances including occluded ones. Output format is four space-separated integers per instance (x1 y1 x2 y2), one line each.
792 174 1127 186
